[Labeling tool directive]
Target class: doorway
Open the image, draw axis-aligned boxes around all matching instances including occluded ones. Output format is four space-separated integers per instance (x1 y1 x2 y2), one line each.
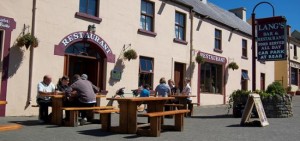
174 62 185 91
64 41 105 90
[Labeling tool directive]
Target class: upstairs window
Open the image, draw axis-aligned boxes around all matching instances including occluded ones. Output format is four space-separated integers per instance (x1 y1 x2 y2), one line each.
175 12 186 41
214 29 222 51
140 0 154 32
79 0 98 16
242 39 247 58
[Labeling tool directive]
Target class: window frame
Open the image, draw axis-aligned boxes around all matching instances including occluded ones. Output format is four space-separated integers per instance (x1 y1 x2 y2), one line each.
241 69 249 90
174 11 186 41
139 56 154 89
139 0 155 32
214 29 222 52
75 0 102 23
242 39 248 58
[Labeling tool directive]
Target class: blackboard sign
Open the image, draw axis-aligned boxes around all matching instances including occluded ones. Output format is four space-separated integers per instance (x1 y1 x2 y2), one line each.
256 16 287 61
240 94 269 127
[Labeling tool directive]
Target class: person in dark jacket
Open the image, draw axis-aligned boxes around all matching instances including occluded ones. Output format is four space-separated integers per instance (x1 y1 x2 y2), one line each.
66 74 96 125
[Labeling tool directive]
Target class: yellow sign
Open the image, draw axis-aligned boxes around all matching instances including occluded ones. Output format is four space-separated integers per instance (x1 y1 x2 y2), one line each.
240 93 269 127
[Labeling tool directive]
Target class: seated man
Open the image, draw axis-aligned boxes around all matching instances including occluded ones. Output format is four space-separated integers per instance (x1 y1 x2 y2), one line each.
66 74 96 125
37 75 56 123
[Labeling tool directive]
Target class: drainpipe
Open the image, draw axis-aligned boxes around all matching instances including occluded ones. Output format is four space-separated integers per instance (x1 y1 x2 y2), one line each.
189 9 194 81
27 0 36 104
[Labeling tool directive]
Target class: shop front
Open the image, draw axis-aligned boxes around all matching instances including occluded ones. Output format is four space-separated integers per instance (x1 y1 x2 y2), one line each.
197 51 227 106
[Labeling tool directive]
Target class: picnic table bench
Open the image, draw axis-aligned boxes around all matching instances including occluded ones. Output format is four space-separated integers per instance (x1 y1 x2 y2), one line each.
94 109 120 131
138 109 190 137
61 106 115 126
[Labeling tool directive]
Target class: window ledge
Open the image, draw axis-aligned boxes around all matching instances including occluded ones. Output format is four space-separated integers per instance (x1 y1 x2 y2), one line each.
75 12 102 23
241 56 248 60
213 48 223 53
294 56 298 60
137 29 157 37
173 38 188 45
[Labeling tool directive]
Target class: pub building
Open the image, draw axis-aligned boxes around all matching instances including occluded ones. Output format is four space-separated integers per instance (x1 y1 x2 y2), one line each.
0 0 274 116
275 30 300 93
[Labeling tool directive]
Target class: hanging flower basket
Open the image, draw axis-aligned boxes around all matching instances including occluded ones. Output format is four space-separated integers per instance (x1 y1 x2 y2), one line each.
195 55 205 64
123 49 137 61
228 62 239 70
16 33 39 49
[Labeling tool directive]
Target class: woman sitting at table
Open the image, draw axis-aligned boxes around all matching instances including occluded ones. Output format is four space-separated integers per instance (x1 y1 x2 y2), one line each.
56 75 70 93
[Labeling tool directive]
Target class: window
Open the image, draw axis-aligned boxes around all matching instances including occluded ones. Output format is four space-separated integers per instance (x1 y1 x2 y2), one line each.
291 67 298 85
79 0 98 16
139 57 154 88
242 39 247 58
214 29 222 50
140 0 154 32
294 44 297 57
200 62 222 94
175 12 186 41
241 70 249 90
65 42 101 59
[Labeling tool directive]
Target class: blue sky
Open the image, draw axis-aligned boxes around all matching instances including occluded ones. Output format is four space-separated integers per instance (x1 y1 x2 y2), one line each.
208 0 300 32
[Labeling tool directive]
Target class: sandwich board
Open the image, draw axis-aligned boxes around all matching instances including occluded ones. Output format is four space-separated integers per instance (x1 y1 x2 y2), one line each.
240 93 269 127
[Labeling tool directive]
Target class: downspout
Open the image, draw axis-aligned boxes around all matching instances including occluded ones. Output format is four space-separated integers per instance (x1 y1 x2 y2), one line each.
27 0 36 105
189 9 194 81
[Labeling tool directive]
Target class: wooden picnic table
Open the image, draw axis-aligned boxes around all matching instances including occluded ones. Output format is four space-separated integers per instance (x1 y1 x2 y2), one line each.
39 92 105 125
106 97 175 134
169 94 196 116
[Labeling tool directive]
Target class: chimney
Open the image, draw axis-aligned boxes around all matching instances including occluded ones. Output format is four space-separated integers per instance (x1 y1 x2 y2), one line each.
200 0 207 4
229 7 246 22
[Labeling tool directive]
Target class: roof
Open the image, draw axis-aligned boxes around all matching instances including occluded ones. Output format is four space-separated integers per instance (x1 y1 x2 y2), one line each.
178 0 252 35
292 30 300 40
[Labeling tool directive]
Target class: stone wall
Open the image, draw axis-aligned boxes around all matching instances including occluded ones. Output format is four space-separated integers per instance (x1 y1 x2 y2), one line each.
233 94 293 118
262 94 293 118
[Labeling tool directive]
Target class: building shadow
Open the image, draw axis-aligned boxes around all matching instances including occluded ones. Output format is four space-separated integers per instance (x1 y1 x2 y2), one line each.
77 128 117 137
191 114 233 119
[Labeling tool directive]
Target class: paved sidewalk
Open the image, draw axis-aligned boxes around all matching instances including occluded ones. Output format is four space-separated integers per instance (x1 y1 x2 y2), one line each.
1 96 300 141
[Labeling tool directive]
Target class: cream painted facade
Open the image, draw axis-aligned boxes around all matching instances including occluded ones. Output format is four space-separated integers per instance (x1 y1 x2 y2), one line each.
0 0 274 116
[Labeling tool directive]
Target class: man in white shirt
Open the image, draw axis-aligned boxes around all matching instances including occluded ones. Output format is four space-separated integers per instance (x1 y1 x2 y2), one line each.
182 79 193 117
37 75 56 123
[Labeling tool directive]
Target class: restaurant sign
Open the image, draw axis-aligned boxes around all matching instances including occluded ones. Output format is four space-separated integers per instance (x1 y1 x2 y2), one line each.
257 16 287 61
199 51 226 64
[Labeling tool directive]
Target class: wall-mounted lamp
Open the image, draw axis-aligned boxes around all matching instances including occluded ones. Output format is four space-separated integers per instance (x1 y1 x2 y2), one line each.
87 24 96 33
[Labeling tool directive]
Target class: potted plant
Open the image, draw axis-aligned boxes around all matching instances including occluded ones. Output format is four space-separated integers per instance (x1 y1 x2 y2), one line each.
123 49 137 61
16 33 39 49
195 55 205 64
228 62 239 70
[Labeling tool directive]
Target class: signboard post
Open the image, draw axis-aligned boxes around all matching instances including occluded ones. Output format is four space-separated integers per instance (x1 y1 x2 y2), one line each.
257 16 287 61
240 94 269 127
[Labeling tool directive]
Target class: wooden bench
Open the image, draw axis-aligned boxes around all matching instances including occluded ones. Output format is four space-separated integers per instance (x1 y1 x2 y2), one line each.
61 106 114 127
0 124 22 132
94 109 119 131
138 109 190 137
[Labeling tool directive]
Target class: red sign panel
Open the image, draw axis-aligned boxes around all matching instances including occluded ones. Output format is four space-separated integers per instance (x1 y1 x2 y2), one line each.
256 16 287 61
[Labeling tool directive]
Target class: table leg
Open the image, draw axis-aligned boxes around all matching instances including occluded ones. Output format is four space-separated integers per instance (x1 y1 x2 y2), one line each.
51 98 63 125
118 101 128 133
127 102 138 134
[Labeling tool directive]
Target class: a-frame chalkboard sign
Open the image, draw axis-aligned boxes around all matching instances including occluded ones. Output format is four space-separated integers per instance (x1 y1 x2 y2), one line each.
240 93 269 127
